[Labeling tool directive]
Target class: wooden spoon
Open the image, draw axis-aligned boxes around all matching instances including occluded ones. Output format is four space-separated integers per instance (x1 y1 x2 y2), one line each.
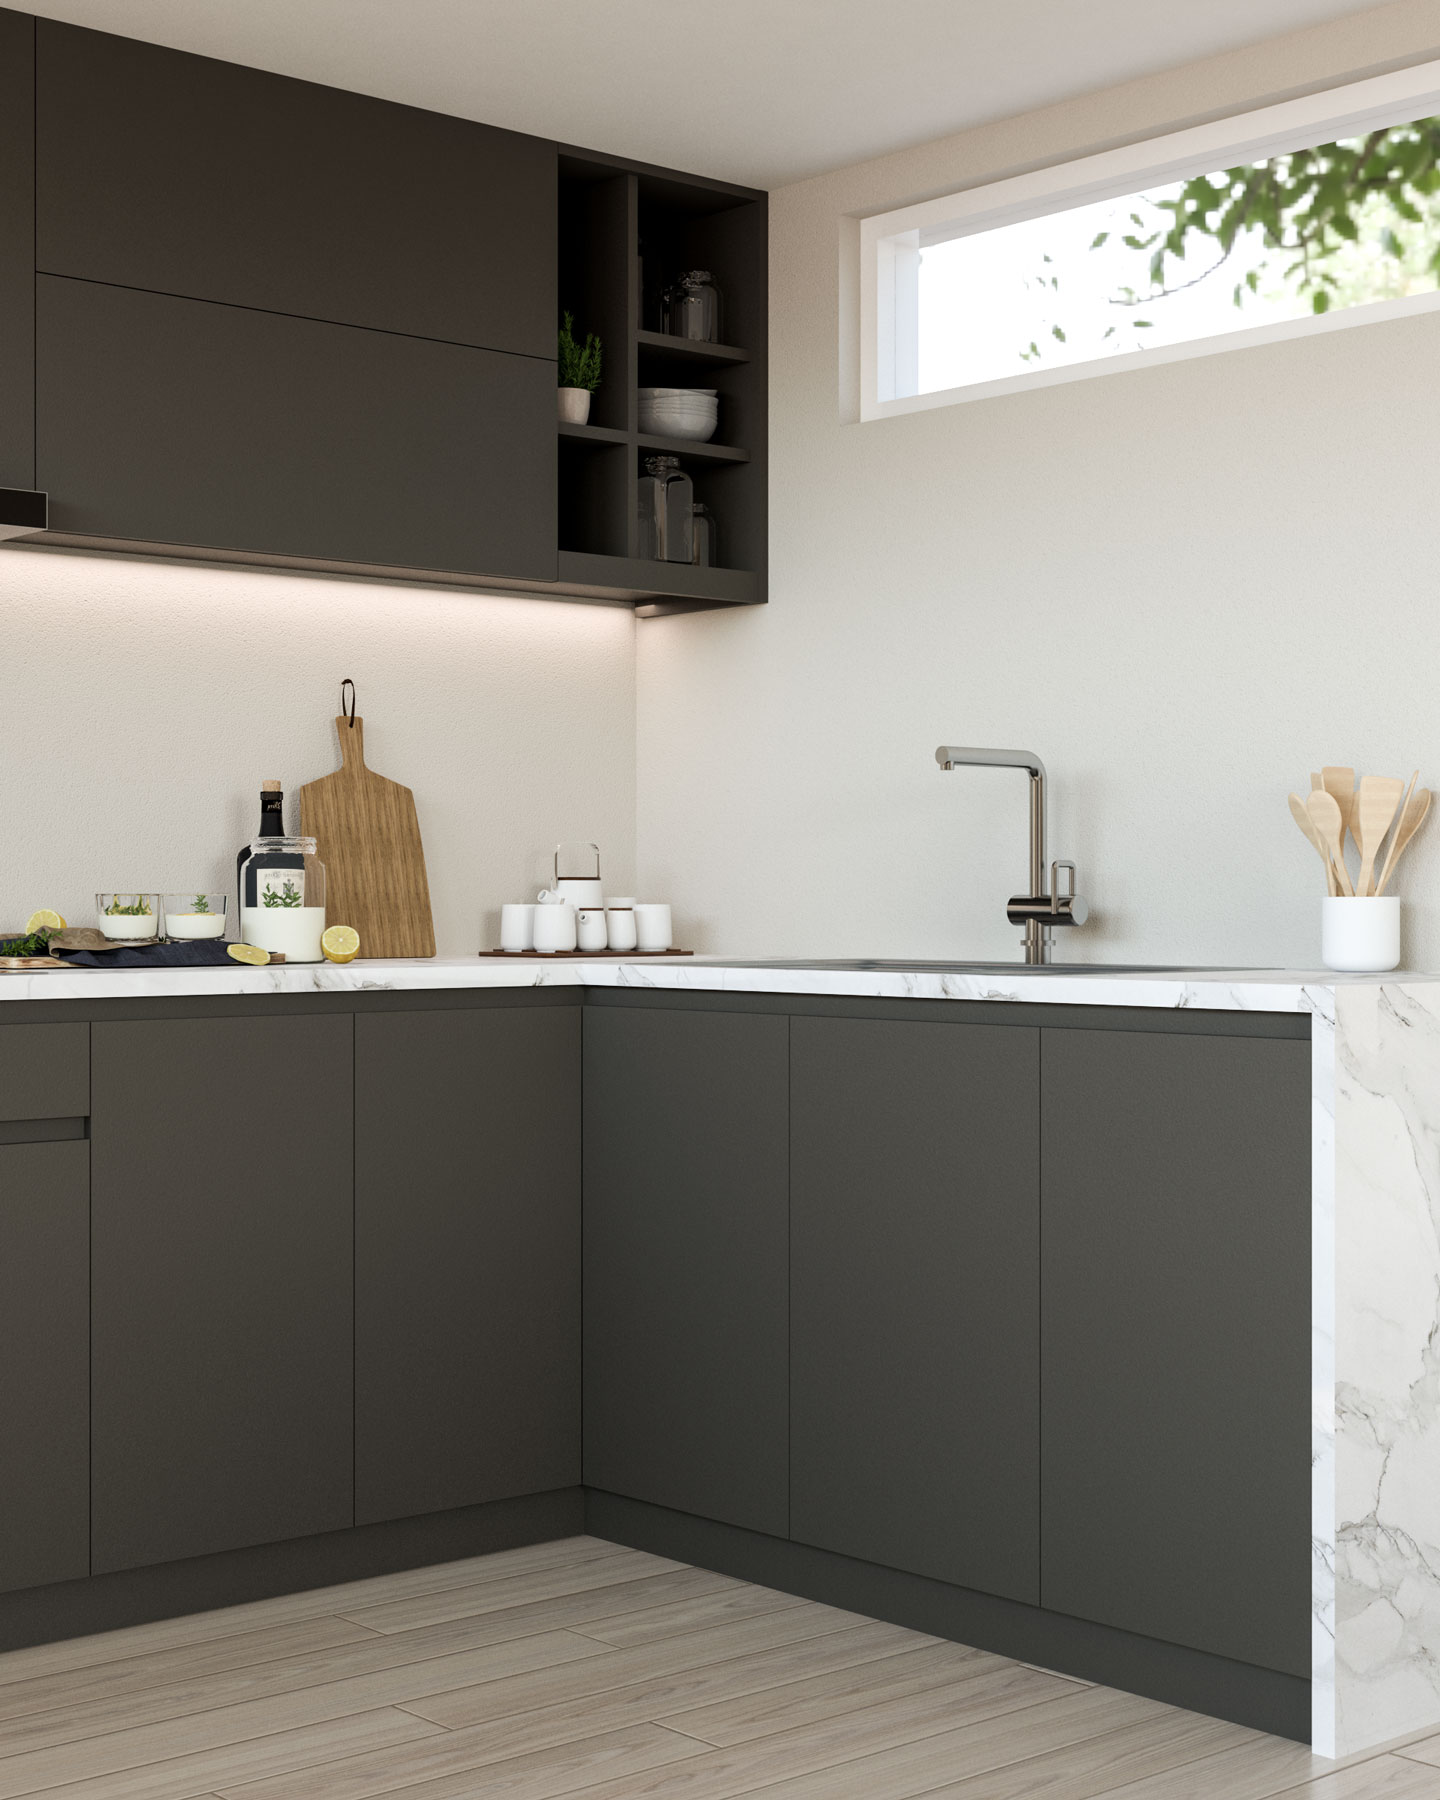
1290 793 1338 894
1307 789 1354 896
1322 766 1357 861
1354 775 1405 897
1376 783 1431 896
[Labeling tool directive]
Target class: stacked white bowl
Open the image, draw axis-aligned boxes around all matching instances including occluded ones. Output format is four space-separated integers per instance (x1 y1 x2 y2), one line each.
638 387 719 442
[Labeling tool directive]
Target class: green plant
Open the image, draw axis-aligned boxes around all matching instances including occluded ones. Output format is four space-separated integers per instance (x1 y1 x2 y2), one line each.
192 893 210 912
0 928 52 957
104 897 152 916
558 311 602 391
262 879 302 909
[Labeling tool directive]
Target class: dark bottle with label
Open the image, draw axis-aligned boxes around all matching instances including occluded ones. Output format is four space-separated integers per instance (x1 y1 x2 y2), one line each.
237 781 285 921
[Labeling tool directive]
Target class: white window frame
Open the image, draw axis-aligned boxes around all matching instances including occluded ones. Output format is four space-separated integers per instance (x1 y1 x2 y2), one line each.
860 59 1440 421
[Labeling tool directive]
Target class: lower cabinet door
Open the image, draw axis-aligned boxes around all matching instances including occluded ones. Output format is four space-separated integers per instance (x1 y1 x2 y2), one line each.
0 1140 89 1592
37 273 557 581
91 1017 354 1572
1041 1026 1312 1676
790 1015 1041 1603
583 1004 789 1535
355 1006 581 1524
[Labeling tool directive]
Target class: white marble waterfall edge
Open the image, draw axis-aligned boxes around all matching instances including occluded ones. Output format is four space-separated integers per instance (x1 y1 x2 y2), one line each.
5 954 1438 1758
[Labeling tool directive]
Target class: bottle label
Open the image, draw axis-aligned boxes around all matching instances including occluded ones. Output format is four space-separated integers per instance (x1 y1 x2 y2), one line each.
258 868 305 910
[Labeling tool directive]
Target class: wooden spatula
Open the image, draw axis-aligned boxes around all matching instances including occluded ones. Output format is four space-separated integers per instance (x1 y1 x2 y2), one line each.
1290 793 1337 894
1306 789 1354 896
1354 775 1405 897
1376 782 1431 896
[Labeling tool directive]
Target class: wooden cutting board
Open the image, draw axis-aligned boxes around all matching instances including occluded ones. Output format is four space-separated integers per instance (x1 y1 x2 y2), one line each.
298 712 435 959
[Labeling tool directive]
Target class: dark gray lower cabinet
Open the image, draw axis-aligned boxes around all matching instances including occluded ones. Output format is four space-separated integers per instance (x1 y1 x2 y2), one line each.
583 1005 789 1535
0 1141 89 1593
91 1017 354 1573
1041 1026 1312 1676
37 274 556 580
355 1006 581 1525
790 1015 1041 1602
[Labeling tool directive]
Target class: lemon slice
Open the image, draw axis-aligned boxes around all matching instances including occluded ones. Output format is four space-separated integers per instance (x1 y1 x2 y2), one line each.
322 925 360 964
228 943 271 966
26 909 65 933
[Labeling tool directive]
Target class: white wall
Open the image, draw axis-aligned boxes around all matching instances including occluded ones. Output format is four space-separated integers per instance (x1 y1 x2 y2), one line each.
636 0 1440 969
0 548 636 953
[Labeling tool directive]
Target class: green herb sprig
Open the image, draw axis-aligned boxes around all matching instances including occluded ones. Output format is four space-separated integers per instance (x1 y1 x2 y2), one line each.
0 928 53 957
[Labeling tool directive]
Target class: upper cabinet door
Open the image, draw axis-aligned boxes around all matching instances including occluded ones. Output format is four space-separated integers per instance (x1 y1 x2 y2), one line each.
36 20 556 359
38 275 557 580
0 7 34 489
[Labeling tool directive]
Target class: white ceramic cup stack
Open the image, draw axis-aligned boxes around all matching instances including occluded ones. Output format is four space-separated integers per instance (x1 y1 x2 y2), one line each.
532 889 577 953
637 387 718 442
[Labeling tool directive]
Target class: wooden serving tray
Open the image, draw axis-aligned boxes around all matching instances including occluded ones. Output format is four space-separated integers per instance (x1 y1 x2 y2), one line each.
0 956 70 972
479 949 694 959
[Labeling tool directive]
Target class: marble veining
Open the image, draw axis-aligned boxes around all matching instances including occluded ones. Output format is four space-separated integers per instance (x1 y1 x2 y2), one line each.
4 952 1440 1759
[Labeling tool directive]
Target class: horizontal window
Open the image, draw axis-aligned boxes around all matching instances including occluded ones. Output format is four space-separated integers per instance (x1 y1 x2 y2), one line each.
861 60 1440 418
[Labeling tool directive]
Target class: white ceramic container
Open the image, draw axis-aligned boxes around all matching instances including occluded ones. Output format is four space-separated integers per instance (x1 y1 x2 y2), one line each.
605 900 637 952
1322 895 1400 971
500 903 535 952
576 908 608 952
634 902 673 952
533 900 577 954
557 387 591 424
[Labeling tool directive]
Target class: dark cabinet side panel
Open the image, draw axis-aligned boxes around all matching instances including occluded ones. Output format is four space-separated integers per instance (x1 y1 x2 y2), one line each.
0 8 34 488
1041 1027 1312 1677
583 1006 789 1536
37 20 555 357
37 276 556 580
355 1007 581 1525
0 1141 89 1593
790 1016 1041 1604
91 1016 354 1573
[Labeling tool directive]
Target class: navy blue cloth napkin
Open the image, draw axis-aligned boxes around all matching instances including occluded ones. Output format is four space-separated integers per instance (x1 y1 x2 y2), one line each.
57 943 239 969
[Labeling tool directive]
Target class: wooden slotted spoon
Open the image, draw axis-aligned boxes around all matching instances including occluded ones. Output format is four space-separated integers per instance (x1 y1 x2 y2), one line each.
1353 774 1405 898
1306 789 1354 896
1376 781 1431 896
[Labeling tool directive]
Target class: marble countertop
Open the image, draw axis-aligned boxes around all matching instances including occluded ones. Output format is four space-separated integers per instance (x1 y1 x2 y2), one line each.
1 952 1434 1011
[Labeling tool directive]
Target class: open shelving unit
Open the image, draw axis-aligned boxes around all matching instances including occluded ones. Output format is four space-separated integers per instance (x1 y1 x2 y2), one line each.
557 149 767 616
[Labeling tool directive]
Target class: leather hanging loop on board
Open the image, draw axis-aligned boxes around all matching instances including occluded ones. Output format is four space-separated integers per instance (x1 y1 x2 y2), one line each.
341 678 356 729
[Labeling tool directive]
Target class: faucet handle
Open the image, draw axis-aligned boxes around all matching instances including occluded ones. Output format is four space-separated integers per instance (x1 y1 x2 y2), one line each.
1049 861 1088 927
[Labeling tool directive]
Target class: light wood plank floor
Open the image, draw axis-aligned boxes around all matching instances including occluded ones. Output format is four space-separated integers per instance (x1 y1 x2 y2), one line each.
0 1535 1433 1799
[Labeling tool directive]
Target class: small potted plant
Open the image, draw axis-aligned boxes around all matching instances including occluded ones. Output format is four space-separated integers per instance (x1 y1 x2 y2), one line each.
558 311 601 425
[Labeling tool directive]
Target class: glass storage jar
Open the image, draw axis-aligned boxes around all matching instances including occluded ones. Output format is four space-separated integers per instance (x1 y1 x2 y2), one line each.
690 501 718 567
637 455 694 563
670 270 721 342
239 835 327 962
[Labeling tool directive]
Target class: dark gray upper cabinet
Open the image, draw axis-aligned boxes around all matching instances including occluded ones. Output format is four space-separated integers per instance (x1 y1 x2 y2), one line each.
0 1141 89 1594
37 275 556 580
790 1015 1041 1604
1041 1026 1312 1678
0 7 34 489
583 1004 789 1536
90 1016 354 1573
355 1006 581 1526
36 20 555 359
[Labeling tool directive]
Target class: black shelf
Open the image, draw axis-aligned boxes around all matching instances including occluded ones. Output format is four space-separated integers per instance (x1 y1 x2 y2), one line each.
636 329 750 367
557 148 767 612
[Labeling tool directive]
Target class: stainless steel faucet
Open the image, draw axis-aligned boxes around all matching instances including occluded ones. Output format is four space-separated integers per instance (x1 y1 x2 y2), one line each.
934 746 1088 965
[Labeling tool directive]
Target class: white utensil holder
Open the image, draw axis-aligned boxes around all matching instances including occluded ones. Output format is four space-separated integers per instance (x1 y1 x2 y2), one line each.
1322 896 1400 972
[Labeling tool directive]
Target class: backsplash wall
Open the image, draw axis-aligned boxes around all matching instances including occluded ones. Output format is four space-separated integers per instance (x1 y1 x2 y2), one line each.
0 547 637 953
636 0 1440 968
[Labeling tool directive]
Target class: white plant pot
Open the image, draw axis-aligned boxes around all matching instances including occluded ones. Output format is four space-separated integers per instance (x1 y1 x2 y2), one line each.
558 387 591 425
1322 895 1400 972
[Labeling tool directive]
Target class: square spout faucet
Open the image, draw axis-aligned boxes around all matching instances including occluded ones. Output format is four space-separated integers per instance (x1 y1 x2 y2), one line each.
934 746 1088 965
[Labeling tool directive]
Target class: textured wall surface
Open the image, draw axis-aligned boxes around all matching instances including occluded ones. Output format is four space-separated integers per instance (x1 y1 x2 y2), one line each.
636 0 1440 969
0 548 636 954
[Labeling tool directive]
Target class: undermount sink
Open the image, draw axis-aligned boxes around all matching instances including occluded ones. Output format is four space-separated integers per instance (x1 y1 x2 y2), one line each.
716 960 1241 975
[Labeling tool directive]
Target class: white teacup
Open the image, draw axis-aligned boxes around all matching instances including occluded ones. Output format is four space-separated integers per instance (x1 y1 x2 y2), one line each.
532 900 577 954
634 902 672 953
499 903 535 952
605 900 637 953
576 907 608 952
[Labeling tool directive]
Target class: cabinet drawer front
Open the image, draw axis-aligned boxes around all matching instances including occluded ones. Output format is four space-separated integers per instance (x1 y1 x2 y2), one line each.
1041 1027 1311 1678
38 276 557 582
0 1022 88 1122
37 21 556 358
0 1140 90 1593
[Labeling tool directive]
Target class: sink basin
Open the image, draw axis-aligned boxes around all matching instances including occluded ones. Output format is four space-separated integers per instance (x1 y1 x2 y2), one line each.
712 960 1245 975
